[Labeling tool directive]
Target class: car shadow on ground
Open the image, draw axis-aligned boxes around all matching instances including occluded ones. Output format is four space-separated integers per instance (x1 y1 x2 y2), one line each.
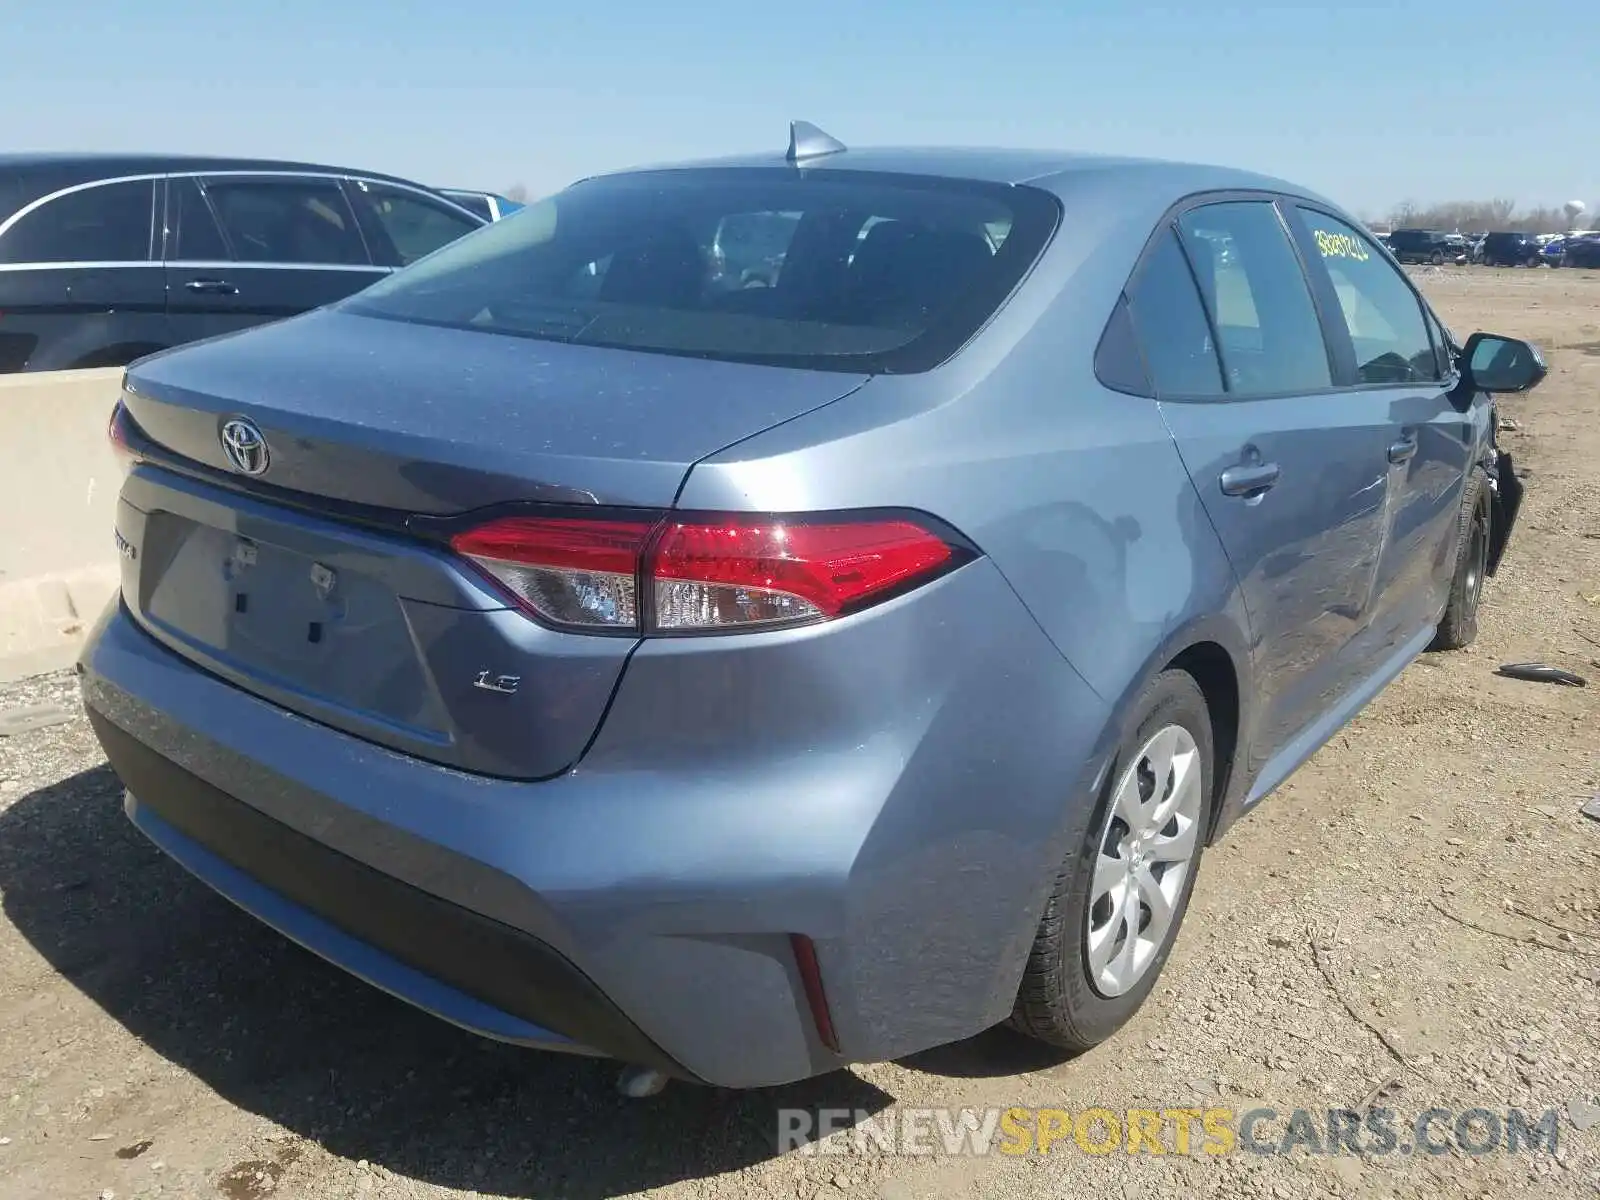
898 1028 1075 1079
0 764 898 1198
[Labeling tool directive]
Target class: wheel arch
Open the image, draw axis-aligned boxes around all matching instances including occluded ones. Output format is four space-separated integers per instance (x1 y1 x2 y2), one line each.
1082 612 1256 849
1167 640 1242 842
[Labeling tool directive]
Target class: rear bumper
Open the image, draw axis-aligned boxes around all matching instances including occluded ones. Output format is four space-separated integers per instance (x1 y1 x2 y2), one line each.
95 710 685 1075
80 556 1111 1088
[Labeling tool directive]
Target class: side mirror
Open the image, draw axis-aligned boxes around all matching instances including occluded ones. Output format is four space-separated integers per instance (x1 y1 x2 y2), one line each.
1461 332 1547 394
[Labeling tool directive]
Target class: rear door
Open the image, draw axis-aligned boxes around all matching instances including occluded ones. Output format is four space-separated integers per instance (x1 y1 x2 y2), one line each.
1285 205 1471 648
1143 197 1400 770
0 177 164 371
164 172 387 341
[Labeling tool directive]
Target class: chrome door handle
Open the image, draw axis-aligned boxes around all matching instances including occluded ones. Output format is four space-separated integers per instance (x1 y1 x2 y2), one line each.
1388 436 1418 464
1219 462 1282 497
184 279 238 295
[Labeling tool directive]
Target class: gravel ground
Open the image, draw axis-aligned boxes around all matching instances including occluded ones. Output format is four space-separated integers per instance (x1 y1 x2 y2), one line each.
1 268 1597 1200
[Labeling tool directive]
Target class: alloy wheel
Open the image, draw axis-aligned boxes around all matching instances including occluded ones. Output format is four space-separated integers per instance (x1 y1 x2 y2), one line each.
1465 501 1489 617
1085 724 1204 998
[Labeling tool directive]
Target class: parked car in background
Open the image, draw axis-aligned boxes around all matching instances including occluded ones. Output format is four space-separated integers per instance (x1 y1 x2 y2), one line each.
1478 231 1544 267
438 189 523 222
0 154 486 373
1541 236 1567 266
1386 228 1460 264
84 126 1544 1091
1562 233 1600 268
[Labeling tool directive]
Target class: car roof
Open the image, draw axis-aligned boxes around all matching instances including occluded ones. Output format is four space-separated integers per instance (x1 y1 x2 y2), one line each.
0 151 422 179
579 145 1331 207
0 152 428 211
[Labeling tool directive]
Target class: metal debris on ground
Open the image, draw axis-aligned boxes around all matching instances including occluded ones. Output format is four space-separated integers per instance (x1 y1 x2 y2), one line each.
1494 663 1587 686
1581 795 1600 824
0 704 77 737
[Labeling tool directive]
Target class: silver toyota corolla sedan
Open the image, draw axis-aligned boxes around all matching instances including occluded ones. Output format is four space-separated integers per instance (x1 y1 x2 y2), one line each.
81 123 1544 1091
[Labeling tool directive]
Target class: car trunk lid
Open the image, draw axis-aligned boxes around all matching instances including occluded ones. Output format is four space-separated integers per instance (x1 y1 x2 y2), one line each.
115 310 869 778
123 307 869 512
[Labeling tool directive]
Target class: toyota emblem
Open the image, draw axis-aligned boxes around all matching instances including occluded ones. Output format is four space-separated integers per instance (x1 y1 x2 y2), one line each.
220 417 270 476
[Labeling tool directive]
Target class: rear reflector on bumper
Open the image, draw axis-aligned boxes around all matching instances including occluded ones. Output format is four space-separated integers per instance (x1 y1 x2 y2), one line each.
449 511 971 636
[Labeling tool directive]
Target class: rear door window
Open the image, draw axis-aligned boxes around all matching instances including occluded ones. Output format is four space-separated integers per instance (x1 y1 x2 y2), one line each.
344 169 1061 374
1177 201 1332 396
1126 227 1224 397
0 179 155 264
167 177 229 261
203 178 369 265
445 193 494 221
348 180 481 265
1291 208 1439 384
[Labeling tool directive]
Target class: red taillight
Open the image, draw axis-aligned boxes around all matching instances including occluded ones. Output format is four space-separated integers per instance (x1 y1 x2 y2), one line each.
108 399 139 475
650 518 954 630
450 517 657 629
449 512 965 635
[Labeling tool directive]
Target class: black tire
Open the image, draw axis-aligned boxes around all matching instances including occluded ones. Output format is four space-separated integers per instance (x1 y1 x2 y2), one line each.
1431 250 1445 265
1430 469 1491 652
1010 669 1214 1051
1482 257 1495 268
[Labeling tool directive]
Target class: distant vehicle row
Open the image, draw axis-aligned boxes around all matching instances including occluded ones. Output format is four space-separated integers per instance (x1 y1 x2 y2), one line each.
1540 232 1600 268
1380 229 1469 265
0 154 511 373
1377 227 1600 268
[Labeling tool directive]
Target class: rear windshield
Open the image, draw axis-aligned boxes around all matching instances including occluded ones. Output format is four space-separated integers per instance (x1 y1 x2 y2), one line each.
343 168 1060 373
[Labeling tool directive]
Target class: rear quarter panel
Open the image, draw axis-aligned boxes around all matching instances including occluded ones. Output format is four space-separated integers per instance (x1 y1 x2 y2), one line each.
677 166 1257 826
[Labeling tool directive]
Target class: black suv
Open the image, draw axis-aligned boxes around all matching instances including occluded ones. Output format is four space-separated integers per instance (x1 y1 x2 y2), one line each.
1478 231 1543 268
1563 235 1600 269
1386 229 1459 265
0 154 485 373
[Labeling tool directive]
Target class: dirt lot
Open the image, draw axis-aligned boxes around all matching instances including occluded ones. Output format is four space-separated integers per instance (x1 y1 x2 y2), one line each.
1 268 1597 1200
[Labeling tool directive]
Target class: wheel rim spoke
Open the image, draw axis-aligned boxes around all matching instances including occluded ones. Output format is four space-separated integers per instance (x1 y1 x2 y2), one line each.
1087 877 1132 980
1111 762 1145 830
1108 889 1142 990
1134 862 1176 944
1093 850 1126 901
1149 740 1201 831
1150 812 1198 864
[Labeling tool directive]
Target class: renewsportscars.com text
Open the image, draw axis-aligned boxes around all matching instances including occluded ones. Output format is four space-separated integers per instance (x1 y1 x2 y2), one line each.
778 1106 1562 1158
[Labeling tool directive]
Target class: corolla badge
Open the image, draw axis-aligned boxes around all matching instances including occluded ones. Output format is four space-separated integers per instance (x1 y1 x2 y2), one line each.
219 417 270 476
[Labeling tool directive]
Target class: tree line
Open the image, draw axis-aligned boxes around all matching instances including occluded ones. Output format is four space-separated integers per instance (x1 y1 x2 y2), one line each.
1376 199 1591 234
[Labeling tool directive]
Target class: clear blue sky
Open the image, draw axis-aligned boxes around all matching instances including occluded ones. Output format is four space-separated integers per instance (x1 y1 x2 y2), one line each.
5 0 1595 218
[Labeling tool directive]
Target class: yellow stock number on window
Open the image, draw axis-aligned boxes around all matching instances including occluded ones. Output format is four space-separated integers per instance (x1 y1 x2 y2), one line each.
1313 229 1371 262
